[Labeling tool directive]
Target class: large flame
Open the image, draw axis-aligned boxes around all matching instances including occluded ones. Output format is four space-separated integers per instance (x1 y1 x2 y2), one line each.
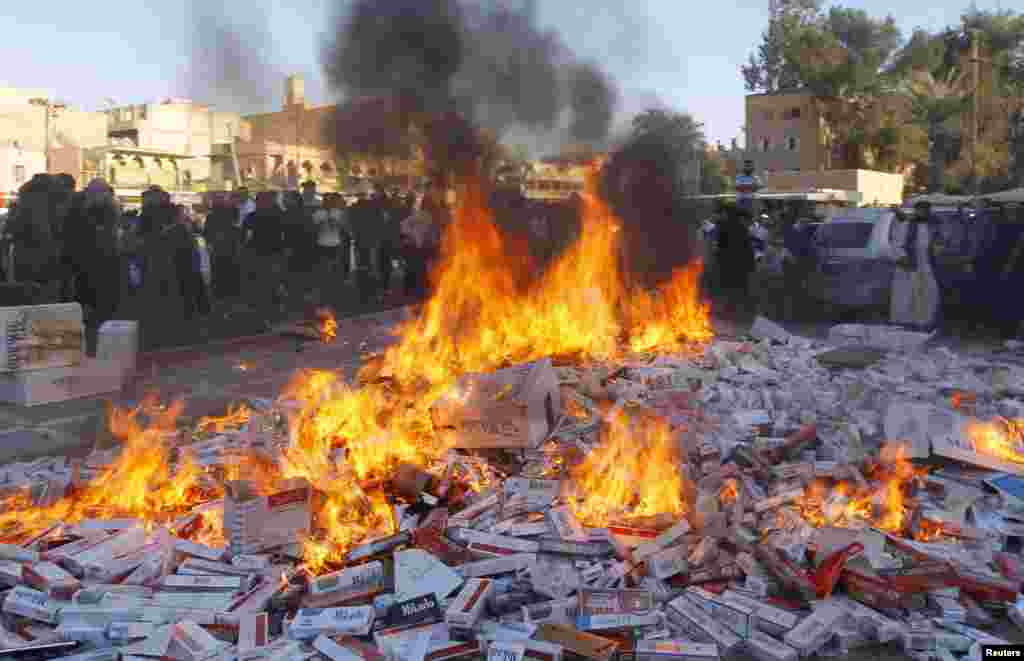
568 406 688 526
0 164 712 570
796 444 924 533
964 418 1024 464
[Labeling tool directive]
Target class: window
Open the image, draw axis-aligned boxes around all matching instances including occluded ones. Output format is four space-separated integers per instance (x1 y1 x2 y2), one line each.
13 165 25 185
790 107 801 119
123 109 133 121
787 136 799 151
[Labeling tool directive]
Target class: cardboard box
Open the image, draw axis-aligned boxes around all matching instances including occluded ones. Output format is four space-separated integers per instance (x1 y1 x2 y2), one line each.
431 359 562 449
224 479 312 556
0 303 83 373
96 320 138 372
0 357 127 406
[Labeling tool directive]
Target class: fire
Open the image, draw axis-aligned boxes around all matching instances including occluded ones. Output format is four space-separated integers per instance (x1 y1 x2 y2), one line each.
1 163 712 569
0 396 212 542
568 406 688 526
317 307 338 344
964 417 1024 464
796 444 924 533
196 403 251 433
719 479 739 506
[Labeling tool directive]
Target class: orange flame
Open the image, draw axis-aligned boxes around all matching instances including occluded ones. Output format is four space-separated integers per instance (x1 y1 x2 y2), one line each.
568 406 688 526
964 418 1024 465
317 308 338 344
196 403 251 434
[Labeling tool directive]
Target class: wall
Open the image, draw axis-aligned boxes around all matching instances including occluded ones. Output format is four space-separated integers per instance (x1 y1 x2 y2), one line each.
763 169 905 206
745 92 824 173
0 145 45 194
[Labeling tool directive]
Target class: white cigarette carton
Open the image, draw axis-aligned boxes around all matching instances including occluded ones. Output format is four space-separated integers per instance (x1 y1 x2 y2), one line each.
160 574 244 593
169 620 228 661
457 554 537 578
548 506 589 542
783 600 849 656
0 303 84 373
224 479 312 556
744 631 799 661
22 561 80 600
633 639 719 661
446 578 494 629
665 595 742 655
685 587 755 638
288 606 376 640
3 585 57 623
648 545 689 580
307 561 387 606
238 612 270 660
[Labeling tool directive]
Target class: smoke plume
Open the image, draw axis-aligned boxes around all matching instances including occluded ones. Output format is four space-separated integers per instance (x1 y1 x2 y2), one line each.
183 0 282 110
321 0 622 169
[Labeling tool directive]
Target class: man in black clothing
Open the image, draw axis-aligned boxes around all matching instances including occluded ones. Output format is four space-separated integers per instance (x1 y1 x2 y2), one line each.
716 208 757 320
203 196 242 298
244 192 287 308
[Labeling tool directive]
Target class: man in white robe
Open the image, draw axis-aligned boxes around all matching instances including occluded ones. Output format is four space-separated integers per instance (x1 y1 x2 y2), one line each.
890 202 941 331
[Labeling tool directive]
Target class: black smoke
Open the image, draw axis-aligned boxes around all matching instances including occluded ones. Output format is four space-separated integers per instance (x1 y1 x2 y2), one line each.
183 0 283 110
321 0 622 171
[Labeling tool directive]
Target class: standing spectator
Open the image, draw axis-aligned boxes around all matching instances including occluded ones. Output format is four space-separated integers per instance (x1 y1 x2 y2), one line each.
715 208 756 320
379 192 403 298
167 204 209 321
236 187 256 223
314 193 346 277
204 195 242 298
282 189 316 292
889 202 941 331
244 191 287 309
5 174 58 299
66 178 121 324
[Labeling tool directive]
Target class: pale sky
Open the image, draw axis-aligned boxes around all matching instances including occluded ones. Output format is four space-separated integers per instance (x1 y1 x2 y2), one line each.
0 0 1001 146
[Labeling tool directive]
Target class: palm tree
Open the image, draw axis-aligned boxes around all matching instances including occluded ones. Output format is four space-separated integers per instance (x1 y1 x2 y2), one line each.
904 68 971 192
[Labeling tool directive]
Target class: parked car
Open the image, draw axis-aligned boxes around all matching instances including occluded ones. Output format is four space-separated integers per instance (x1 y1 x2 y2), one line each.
806 208 900 308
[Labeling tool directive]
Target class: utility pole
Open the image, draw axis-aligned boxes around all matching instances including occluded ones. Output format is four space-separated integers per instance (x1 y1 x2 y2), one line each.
970 28 981 197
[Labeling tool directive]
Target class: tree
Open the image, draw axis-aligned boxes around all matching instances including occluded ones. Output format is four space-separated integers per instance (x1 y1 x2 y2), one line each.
628 109 706 194
700 152 730 195
741 0 821 93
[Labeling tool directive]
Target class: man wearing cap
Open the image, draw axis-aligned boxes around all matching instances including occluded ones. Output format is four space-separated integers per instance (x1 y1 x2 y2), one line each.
889 201 941 331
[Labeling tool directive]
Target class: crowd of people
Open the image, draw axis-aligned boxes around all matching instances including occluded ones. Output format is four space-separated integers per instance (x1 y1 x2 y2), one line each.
0 174 453 345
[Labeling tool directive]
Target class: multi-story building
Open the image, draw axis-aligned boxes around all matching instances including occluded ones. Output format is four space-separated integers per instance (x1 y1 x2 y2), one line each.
236 75 423 191
743 91 824 175
0 87 107 193
91 99 245 192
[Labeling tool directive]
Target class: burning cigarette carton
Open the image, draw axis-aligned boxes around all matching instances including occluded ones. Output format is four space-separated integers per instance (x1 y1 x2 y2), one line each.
449 491 501 526
288 606 376 640
178 557 252 577
446 578 494 629
451 529 540 556
633 520 691 563
23 561 80 600
782 600 850 656
307 561 388 607
534 624 619 661
633 640 720 661
3 585 58 623
237 612 270 660
743 631 799 661
505 477 562 503
685 587 755 638
754 488 805 514
431 358 562 449
168 620 228 661
664 595 742 655
224 478 312 556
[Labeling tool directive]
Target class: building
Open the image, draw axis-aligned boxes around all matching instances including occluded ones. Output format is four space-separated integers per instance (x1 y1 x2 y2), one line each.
762 169 905 206
95 99 245 192
0 87 108 193
744 91 824 174
236 75 423 191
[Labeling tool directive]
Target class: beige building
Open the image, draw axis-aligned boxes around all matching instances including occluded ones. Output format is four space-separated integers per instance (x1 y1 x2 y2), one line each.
763 169 905 206
744 91 826 174
101 99 244 191
236 75 422 191
0 87 108 192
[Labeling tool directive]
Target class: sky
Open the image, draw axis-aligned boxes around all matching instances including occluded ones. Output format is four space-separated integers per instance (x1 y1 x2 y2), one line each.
0 0 1005 148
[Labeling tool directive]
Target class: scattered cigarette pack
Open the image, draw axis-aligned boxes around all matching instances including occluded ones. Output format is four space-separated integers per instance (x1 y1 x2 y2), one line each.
665 595 742 655
424 639 484 660
169 620 228 661
648 545 689 580
782 600 849 656
446 578 494 629
174 539 225 563
65 526 147 577
576 611 660 630
0 542 39 563
579 589 654 616
744 631 799 661
288 606 376 640
238 612 270 660
720 590 801 636
455 529 540 557
534 624 618 661
106 621 155 643
685 587 754 638
22 561 80 600
504 477 561 503
633 639 719 661
548 506 589 542
3 585 58 623
523 597 579 626
160 574 244 593
457 554 537 578
307 561 388 606
178 557 251 577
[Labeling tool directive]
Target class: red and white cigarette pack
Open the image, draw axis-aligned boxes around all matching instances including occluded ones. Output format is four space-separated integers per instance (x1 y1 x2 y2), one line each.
446 578 494 629
224 479 312 556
